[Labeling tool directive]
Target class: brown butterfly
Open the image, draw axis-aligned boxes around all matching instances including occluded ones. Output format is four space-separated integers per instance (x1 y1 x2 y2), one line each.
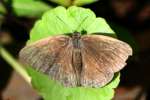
19 32 132 88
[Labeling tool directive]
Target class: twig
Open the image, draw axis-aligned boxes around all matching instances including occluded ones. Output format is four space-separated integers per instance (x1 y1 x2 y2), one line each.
0 46 31 84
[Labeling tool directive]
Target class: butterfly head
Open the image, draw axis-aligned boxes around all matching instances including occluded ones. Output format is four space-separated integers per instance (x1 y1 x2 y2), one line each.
72 32 81 39
72 30 87 39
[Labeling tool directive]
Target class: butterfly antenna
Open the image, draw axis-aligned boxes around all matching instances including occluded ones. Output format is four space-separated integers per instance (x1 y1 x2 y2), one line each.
75 16 89 33
56 15 88 34
55 15 73 33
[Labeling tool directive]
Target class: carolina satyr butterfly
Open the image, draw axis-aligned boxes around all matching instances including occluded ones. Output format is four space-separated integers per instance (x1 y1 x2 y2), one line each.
19 31 132 88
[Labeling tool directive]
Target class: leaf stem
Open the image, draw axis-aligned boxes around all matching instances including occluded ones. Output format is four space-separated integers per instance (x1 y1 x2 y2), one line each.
0 46 31 83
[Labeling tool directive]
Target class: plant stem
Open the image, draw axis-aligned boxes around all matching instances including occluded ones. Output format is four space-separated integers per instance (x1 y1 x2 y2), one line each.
0 46 31 83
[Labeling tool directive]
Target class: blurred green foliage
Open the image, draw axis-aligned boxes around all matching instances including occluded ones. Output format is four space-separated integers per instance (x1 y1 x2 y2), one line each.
0 2 6 14
0 0 98 18
49 0 97 6
12 0 52 17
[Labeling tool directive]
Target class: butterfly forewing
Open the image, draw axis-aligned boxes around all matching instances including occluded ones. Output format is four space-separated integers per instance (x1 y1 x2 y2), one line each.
19 36 77 87
80 35 132 87
46 41 78 87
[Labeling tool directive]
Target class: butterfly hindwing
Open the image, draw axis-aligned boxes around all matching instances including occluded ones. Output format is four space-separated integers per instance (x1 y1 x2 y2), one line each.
80 35 132 87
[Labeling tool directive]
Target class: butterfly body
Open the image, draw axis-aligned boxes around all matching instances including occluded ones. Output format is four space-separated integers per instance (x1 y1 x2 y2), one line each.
72 32 82 86
19 33 132 88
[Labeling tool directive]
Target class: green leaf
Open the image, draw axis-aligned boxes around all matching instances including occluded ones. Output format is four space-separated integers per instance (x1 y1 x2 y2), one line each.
49 0 97 6
29 6 115 43
27 6 120 100
12 0 52 17
27 67 120 100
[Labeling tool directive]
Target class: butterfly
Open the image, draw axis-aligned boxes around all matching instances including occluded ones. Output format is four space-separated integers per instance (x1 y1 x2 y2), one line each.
19 32 132 88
